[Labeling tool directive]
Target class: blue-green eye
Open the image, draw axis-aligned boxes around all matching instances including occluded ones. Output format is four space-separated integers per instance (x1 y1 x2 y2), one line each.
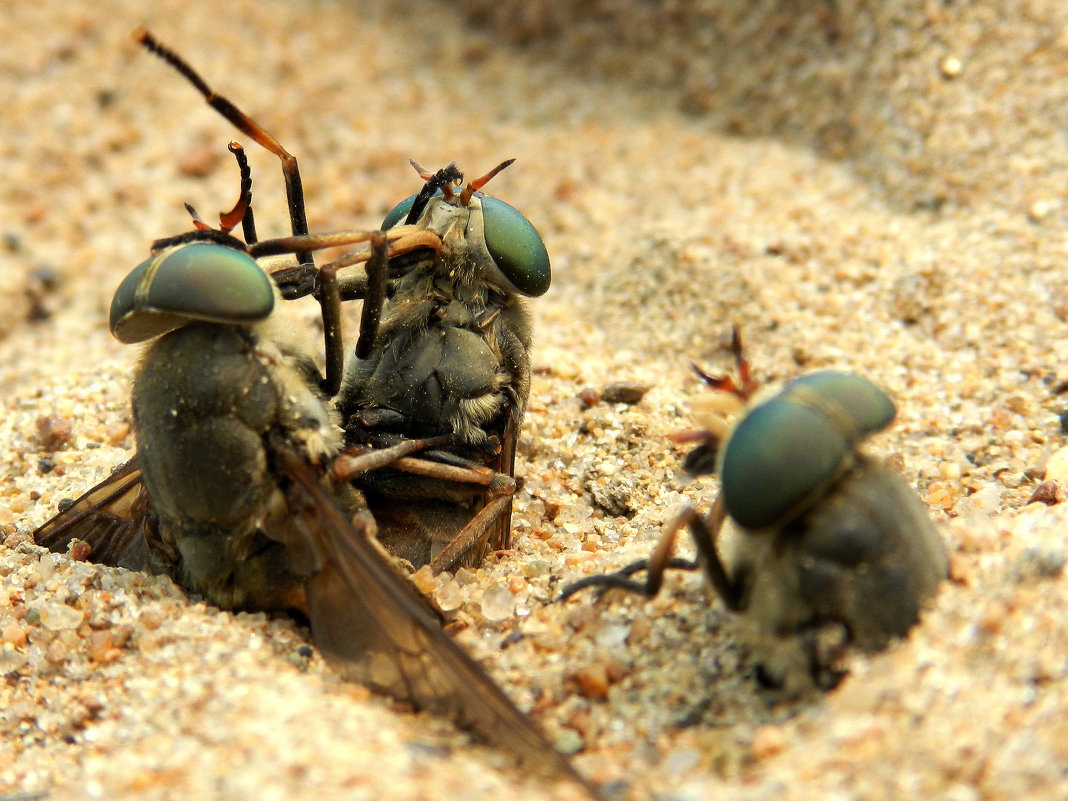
383 190 551 297
381 195 418 231
110 243 274 343
481 196 551 297
719 372 895 530
787 371 896 436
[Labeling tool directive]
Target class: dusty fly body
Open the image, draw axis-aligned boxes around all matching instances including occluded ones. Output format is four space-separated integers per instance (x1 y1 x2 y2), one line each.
116 243 350 612
563 329 946 695
339 160 550 571
33 30 592 795
38 231 587 789
713 455 946 692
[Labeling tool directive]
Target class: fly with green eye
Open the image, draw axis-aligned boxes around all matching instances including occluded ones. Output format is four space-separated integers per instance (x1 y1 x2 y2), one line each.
115 27 552 593
337 158 550 572
562 329 947 695
33 29 594 795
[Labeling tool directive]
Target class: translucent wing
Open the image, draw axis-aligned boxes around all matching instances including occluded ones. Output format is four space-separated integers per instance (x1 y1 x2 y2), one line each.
488 403 520 552
33 458 162 571
273 446 595 796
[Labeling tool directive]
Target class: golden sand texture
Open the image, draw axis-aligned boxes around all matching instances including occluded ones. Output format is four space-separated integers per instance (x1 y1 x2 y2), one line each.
3 2 1067 799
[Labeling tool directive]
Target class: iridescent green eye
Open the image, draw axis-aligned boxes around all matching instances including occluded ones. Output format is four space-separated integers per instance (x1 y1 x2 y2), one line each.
481 197 550 297
788 371 896 435
383 190 550 296
381 195 418 230
110 243 274 343
719 372 895 530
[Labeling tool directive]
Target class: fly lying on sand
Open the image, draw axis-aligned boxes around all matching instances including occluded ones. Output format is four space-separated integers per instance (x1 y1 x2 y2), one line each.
562 328 946 695
34 29 593 795
336 155 550 574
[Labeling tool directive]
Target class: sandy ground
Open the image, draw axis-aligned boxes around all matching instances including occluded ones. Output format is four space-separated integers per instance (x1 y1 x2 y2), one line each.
3 1 1068 799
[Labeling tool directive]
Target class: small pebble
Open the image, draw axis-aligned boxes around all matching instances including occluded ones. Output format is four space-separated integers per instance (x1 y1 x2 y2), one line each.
578 388 600 407
435 580 464 612
107 422 132 445
571 663 611 699
1 622 27 647
37 552 57 580
507 576 527 594
939 55 963 78
0 649 28 676
1058 409 1068 434
554 728 585 755
520 559 551 578
480 585 515 621
45 638 69 664
35 414 73 451
88 630 117 662
1025 481 1060 506
138 609 165 630
410 565 437 595
37 602 84 631
593 623 631 650
955 486 1003 517
925 482 960 511
601 381 651 405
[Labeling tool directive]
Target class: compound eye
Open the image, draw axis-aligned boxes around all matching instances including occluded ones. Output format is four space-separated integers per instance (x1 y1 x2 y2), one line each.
381 194 418 230
719 372 896 530
110 243 274 343
720 400 849 530
481 196 551 297
788 371 896 436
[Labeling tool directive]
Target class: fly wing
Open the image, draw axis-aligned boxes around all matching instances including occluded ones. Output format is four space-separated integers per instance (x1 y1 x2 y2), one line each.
273 446 595 796
33 458 160 571
488 402 520 552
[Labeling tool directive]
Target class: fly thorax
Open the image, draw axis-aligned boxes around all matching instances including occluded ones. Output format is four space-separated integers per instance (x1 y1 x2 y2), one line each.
248 324 342 460
440 298 477 328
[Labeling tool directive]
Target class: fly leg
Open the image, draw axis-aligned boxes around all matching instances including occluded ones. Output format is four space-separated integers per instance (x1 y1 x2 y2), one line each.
135 29 444 398
334 442 518 573
136 28 312 262
558 495 743 610
427 495 514 574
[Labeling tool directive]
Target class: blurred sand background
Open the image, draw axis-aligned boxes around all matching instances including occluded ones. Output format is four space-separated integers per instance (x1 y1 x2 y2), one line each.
3 1 1068 799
